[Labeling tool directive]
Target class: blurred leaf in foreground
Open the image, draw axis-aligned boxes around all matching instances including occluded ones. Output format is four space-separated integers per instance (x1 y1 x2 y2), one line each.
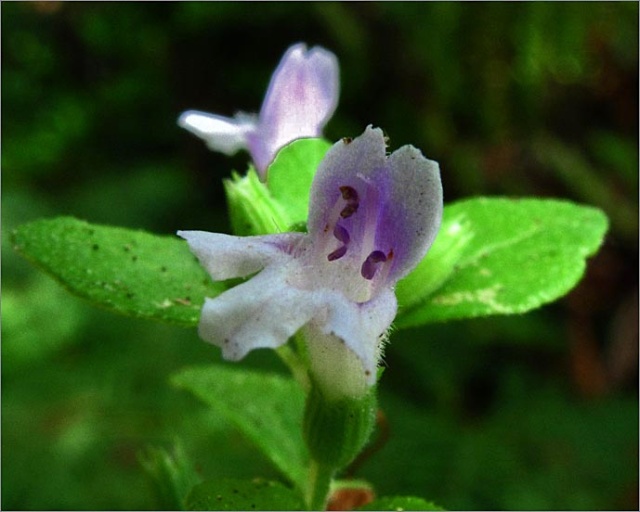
172 365 308 492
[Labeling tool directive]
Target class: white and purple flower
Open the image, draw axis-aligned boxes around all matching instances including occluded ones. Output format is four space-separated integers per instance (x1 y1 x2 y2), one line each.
178 127 442 397
178 43 339 178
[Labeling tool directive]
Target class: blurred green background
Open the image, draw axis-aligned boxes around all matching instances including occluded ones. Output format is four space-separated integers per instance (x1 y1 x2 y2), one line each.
2 2 638 510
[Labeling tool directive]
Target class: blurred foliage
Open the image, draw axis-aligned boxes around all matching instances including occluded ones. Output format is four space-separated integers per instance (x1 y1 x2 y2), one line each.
2 2 637 510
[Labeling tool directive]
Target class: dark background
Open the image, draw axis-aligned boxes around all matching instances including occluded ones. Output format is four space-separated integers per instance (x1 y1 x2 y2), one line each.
3 2 638 510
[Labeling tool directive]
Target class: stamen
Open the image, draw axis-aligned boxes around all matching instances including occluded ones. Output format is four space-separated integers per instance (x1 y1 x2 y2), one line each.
327 224 350 261
333 224 350 244
339 186 358 202
339 185 359 218
361 250 388 280
340 204 358 218
327 245 347 261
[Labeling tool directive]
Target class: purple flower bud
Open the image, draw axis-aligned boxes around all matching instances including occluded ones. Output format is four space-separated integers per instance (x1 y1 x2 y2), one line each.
178 43 339 178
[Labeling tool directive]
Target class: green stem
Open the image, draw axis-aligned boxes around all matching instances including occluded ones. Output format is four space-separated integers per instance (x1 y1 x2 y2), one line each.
306 459 334 511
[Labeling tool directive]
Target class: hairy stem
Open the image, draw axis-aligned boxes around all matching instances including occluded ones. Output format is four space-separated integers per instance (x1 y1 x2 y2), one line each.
306 459 335 511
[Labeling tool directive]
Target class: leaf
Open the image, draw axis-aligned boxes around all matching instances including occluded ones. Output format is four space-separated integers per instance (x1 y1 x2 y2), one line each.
185 478 304 511
395 210 474 310
267 137 332 228
171 365 308 492
358 495 445 511
11 217 224 326
396 198 608 327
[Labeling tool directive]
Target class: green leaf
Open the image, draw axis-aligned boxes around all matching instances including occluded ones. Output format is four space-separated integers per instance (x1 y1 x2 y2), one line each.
358 495 445 511
11 217 223 326
396 211 474 310
396 198 608 327
185 478 304 511
171 365 308 492
267 137 332 227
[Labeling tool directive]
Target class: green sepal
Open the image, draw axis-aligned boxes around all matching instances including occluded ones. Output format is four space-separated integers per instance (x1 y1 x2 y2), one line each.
223 167 288 236
303 381 377 470
223 138 331 237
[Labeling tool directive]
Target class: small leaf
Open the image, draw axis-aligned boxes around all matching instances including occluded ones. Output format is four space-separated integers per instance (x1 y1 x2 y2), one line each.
267 137 332 228
11 217 223 326
358 495 445 511
172 365 308 491
185 478 304 511
397 198 608 327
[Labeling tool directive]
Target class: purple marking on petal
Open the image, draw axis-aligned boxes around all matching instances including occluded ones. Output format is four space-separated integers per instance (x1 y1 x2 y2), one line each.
327 224 350 261
327 245 347 261
340 185 359 202
340 204 358 219
339 185 360 218
361 250 388 280
308 126 442 287
333 224 350 244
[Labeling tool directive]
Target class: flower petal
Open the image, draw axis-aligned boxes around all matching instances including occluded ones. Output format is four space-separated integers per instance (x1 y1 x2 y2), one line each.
322 287 397 382
308 125 443 285
382 144 443 281
198 265 317 360
253 43 339 173
178 110 257 155
307 126 388 239
303 287 396 398
177 230 305 280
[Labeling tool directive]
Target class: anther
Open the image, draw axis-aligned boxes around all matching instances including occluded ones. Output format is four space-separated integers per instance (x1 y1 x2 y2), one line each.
339 186 359 218
333 224 350 244
340 204 358 218
327 246 347 261
361 250 388 280
340 186 358 201
327 225 350 261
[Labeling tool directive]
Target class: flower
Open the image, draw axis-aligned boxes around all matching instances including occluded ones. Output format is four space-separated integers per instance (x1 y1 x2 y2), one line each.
178 126 442 397
178 43 339 178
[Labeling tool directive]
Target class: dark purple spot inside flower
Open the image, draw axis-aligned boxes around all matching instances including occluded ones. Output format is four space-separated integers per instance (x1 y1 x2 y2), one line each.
340 186 358 201
339 185 359 218
328 245 347 261
361 250 388 280
340 204 358 218
333 224 350 244
327 224 351 261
